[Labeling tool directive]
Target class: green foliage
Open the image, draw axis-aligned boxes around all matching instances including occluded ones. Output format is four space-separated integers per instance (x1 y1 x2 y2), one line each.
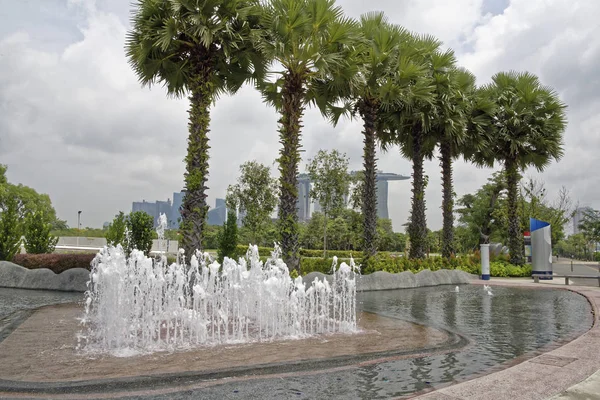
105 212 127 246
202 225 222 250
555 233 594 260
23 211 58 254
579 208 600 245
0 195 22 261
51 228 107 238
235 245 274 258
13 253 95 273
226 161 278 245
125 211 154 256
218 211 238 262
300 257 338 275
361 252 530 277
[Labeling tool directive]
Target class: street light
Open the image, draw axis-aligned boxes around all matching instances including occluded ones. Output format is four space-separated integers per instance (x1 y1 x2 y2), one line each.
77 211 82 247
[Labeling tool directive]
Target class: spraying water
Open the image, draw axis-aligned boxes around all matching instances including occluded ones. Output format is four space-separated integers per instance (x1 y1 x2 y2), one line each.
80 214 359 354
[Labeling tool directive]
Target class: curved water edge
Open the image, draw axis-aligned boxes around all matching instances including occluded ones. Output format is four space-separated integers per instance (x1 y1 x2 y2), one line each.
0 261 475 293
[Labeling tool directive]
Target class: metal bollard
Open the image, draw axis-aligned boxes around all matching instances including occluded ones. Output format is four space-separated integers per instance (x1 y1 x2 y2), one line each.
571 260 573 272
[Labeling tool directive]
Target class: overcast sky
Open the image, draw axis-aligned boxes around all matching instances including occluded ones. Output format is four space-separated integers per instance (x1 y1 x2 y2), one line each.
1 0 598 231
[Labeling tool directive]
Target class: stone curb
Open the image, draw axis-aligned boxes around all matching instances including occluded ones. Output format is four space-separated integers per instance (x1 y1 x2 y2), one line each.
0 261 89 292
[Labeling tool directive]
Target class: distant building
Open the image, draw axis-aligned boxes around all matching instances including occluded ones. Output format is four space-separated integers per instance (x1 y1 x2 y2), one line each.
132 192 184 228
298 171 410 222
573 206 593 234
207 198 227 226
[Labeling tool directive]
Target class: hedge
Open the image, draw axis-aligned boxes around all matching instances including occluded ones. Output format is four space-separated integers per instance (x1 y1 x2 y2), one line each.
12 253 95 274
9 251 532 278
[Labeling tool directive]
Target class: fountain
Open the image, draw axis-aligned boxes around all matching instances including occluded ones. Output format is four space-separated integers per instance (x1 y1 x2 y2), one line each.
80 215 359 354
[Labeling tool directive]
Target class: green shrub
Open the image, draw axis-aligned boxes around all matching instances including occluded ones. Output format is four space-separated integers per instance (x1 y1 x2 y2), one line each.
235 245 274 257
0 196 22 261
23 211 58 254
218 211 238 262
13 253 95 273
594 252 600 262
126 211 154 256
106 211 127 246
299 249 361 258
300 257 335 275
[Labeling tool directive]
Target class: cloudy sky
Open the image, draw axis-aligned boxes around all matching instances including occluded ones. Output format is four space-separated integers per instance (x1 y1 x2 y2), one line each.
1 0 598 231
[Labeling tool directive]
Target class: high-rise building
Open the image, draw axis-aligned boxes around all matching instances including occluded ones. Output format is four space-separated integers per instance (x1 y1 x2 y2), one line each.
573 206 593 234
374 173 410 220
207 198 227 226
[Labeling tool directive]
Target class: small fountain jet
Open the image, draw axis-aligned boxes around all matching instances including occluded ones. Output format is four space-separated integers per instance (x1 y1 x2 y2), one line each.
483 285 493 296
454 286 460 293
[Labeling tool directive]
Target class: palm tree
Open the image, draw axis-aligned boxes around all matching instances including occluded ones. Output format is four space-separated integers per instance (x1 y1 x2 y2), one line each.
429 63 478 258
378 33 440 259
125 0 265 260
324 12 412 260
256 0 357 271
481 71 567 265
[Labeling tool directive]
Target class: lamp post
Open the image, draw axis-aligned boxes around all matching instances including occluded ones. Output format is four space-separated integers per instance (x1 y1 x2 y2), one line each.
77 211 82 247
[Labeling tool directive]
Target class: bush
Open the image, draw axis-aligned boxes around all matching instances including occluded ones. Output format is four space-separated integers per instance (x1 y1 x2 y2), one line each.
0 196 22 261
106 211 127 246
23 211 58 254
218 211 238 262
13 253 95 273
299 249 361 258
300 257 337 275
235 245 274 257
126 211 154 255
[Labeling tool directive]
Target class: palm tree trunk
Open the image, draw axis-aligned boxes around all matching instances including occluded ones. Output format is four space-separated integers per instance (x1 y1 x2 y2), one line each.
278 72 305 271
358 99 378 260
180 68 212 262
408 124 427 259
506 159 524 265
440 138 454 258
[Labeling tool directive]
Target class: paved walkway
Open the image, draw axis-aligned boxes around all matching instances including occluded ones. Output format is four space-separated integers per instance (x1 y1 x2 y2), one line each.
414 276 600 400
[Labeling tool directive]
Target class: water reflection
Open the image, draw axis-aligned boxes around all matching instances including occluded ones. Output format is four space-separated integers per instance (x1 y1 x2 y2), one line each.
183 285 592 400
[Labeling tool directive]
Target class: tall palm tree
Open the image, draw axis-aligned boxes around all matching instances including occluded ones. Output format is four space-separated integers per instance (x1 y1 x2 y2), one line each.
256 0 357 271
325 13 412 260
430 63 478 258
126 0 265 260
481 71 567 265
378 33 439 259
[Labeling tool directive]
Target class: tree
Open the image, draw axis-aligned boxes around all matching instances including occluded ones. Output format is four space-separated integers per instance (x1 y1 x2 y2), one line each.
378 33 439 259
106 211 127 247
479 71 567 265
218 210 238 262
430 65 478 258
579 209 600 250
126 0 265 261
0 196 22 261
326 13 412 259
126 211 154 256
23 211 58 254
226 161 278 245
256 0 357 270
456 171 507 250
306 150 350 257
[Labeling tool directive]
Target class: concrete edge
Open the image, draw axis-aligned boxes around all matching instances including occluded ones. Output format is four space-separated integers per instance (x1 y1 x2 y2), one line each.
303 269 477 291
0 261 89 292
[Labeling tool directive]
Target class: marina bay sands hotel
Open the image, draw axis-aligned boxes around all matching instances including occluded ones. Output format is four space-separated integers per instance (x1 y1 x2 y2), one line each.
296 171 410 222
